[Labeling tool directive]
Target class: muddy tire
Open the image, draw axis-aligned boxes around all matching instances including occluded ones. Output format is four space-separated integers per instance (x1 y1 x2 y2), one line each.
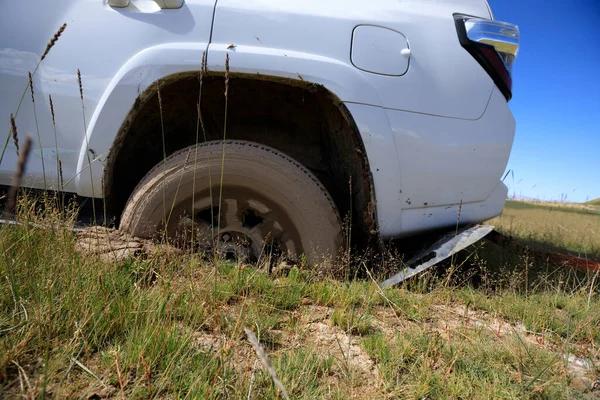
120 140 343 264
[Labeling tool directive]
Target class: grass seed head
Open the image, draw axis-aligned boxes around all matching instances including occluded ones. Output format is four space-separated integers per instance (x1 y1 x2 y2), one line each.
41 23 67 61
49 94 56 125
28 72 35 104
10 114 19 156
77 69 83 100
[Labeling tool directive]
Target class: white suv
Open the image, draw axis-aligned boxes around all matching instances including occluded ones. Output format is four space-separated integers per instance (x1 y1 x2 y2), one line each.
0 0 519 262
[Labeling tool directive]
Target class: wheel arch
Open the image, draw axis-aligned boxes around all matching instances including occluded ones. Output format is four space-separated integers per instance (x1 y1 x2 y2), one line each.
86 44 383 248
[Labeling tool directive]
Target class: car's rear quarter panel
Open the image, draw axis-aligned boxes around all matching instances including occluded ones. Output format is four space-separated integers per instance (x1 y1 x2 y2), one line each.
209 0 494 119
210 0 513 237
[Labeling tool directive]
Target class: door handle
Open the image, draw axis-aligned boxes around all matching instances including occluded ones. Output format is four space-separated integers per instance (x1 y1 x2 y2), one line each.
108 0 184 9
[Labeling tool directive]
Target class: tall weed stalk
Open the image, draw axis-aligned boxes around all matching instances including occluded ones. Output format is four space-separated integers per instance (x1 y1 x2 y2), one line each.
28 72 47 190
77 70 96 225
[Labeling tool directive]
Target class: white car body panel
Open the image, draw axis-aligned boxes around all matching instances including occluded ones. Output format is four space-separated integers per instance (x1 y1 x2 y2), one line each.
0 0 216 192
208 0 493 119
0 0 516 240
389 88 515 212
77 43 208 195
385 87 515 237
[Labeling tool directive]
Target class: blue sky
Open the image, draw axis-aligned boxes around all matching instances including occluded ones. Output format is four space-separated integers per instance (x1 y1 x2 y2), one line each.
488 0 600 203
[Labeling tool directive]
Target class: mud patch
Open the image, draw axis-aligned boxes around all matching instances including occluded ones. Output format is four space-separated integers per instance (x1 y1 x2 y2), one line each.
297 306 381 397
307 321 380 385
74 226 181 263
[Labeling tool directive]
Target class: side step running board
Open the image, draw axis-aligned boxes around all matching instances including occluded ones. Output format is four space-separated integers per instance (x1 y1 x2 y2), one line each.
381 225 495 288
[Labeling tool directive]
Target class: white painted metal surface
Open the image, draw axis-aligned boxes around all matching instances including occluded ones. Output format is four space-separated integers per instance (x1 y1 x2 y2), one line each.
0 0 216 194
0 0 517 239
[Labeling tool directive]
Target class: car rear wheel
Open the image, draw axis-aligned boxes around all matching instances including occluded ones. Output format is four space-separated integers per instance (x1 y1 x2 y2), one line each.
119 140 343 264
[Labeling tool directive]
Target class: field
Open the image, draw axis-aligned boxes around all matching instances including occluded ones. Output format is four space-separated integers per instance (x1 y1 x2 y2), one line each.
490 200 600 260
1 197 599 399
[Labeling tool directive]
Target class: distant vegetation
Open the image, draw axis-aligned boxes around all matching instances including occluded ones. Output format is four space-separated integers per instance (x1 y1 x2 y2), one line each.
503 200 600 216
587 198 600 206
490 200 600 259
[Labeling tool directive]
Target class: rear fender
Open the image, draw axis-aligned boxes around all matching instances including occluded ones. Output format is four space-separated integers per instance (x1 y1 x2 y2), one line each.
76 43 208 196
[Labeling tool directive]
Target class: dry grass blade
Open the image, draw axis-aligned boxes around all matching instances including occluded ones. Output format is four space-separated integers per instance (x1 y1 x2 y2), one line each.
6 135 32 214
77 69 97 222
216 54 231 247
10 114 19 156
247 360 258 400
140 353 152 393
156 80 168 228
49 94 62 197
73 359 107 388
115 352 126 400
192 51 213 249
11 361 31 392
244 327 290 400
41 23 67 61
29 71 47 189
188 51 215 252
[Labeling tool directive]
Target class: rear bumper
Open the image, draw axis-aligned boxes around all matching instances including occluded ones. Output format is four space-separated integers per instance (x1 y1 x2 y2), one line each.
345 86 515 240
395 181 508 238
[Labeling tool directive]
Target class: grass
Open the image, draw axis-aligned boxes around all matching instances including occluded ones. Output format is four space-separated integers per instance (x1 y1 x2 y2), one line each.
1 197 599 399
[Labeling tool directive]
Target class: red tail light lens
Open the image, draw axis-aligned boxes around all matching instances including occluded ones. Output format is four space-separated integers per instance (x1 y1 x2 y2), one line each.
454 15 520 101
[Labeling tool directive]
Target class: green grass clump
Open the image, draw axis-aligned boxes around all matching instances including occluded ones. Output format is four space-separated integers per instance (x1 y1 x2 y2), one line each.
331 306 374 336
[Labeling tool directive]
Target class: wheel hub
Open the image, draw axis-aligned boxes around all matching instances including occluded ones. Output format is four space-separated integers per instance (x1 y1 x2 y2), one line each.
217 231 254 262
168 190 299 262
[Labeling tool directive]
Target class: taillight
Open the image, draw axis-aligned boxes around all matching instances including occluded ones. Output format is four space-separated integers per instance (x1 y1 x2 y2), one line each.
454 14 520 101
